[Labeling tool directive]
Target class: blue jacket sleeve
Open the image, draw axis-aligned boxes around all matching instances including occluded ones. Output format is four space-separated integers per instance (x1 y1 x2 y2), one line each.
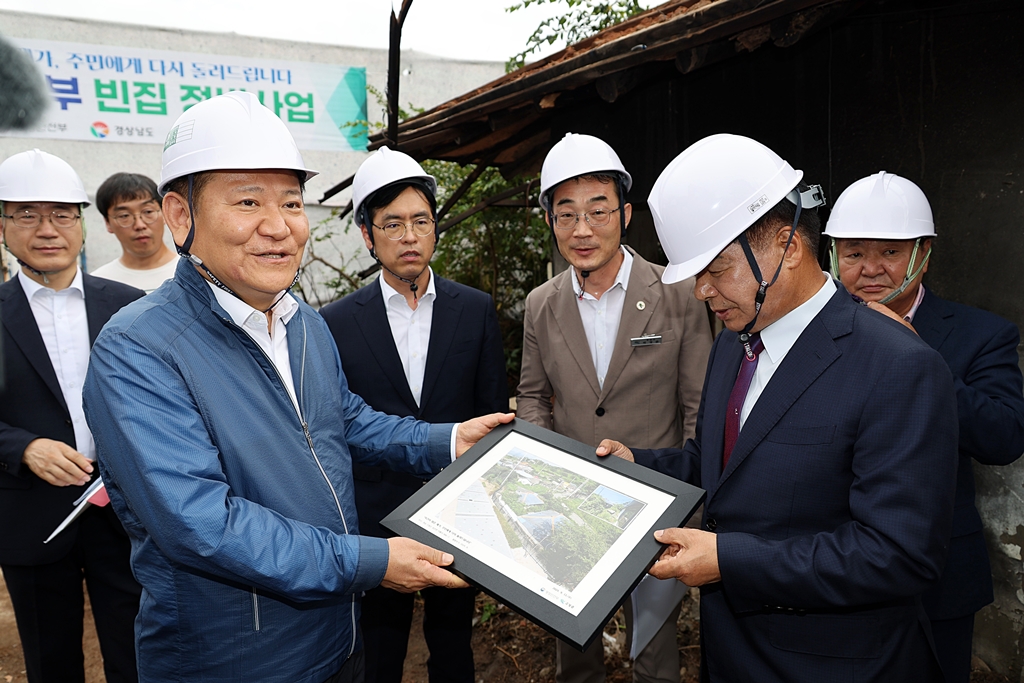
84 330 387 601
952 319 1024 465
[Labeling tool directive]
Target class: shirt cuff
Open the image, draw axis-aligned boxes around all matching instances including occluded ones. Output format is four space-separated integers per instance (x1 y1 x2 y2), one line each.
450 424 459 463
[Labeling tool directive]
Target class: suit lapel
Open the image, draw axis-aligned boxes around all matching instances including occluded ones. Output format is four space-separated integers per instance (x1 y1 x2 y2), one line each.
420 277 461 410
600 255 660 402
0 277 68 411
83 274 116 345
911 291 953 353
712 289 849 499
550 271 601 398
353 281 419 412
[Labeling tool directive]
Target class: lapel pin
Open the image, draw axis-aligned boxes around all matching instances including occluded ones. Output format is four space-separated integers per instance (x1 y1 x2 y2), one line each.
636 301 646 311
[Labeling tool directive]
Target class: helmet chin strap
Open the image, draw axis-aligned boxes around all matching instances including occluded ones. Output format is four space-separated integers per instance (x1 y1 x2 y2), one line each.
828 236 930 305
176 174 299 314
734 196 803 354
369 246 428 300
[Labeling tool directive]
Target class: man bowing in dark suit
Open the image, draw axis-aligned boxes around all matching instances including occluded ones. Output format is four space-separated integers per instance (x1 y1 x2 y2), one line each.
597 135 959 682
320 147 507 683
825 171 1024 683
0 149 143 683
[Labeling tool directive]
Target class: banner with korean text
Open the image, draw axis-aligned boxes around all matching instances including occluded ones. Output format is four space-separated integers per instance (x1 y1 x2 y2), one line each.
5 38 368 152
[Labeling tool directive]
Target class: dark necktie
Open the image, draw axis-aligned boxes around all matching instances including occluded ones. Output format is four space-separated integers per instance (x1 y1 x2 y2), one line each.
723 334 764 469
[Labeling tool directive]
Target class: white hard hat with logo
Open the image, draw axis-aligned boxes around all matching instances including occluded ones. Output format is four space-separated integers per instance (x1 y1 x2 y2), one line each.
824 171 935 240
0 148 90 206
158 91 317 196
351 146 436 226
649 134 807 284
539 133 632 212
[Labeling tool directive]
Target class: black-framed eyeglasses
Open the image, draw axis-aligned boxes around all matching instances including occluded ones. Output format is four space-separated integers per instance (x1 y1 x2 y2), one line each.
110 206 162 229
373 217 436 240
1 209 81 229
553 207 621 231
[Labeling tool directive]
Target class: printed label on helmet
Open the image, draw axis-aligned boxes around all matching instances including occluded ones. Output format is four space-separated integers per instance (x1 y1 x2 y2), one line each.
163 120 195 151
748 194 769 214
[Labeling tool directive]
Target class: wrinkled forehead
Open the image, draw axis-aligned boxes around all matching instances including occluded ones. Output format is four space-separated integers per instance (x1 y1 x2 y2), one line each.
835 237 920 250
4 201 78 213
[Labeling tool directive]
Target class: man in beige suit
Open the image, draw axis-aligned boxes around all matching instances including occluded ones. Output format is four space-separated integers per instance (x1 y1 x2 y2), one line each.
517 133 712 683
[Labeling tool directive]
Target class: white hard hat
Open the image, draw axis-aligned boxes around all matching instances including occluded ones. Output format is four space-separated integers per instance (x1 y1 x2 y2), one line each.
539 133 632 211
824 171 935 240
649 134 804 284
158 91 317 195
351 146 436 225
0 149 90 206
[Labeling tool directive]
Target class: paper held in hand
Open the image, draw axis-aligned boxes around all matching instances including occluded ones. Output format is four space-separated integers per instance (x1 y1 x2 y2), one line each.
44 477 110 544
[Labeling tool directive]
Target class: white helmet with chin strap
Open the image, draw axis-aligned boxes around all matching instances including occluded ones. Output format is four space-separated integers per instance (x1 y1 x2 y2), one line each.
0 149 89 283
824 171 935 305
648 133 824 342
159 91 318 310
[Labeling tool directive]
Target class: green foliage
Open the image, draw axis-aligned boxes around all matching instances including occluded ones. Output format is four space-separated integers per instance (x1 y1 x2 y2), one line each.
424 160 551 394
505 0 647 71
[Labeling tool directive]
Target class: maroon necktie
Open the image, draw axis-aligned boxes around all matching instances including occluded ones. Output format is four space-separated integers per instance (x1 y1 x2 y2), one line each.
723 335 764 469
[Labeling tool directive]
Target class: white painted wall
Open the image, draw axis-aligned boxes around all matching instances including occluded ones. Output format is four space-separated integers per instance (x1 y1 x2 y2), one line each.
0 9 503 276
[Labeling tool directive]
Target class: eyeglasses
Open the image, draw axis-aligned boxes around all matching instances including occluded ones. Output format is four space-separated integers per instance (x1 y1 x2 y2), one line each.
109 206 161 229
1 209 81 229
553 207 621 231
373 217 436 241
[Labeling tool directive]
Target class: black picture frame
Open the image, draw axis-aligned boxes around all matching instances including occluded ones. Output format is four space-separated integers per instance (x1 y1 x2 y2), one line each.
382 418 705 651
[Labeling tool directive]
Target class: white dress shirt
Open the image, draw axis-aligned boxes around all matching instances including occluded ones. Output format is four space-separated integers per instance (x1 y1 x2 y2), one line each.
208 284 302 416
20 269 95 460
378 268 437 407
570 247 633 389
741 275 837 428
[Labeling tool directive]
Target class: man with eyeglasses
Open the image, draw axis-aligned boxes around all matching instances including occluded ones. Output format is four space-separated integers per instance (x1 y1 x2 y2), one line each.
320 147 507 683
516 133 712 683
91 173 177 293
0 149 143 683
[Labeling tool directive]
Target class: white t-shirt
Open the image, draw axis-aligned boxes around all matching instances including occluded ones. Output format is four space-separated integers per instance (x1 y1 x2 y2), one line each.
91 256 178 293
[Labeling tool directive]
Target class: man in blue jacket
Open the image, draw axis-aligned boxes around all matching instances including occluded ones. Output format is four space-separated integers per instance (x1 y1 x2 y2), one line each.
598 135 959 682
825 171 1024 682
82 92 511 683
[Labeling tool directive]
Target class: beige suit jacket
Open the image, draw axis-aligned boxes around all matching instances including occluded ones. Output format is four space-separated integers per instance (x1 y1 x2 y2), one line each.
517 249 712 449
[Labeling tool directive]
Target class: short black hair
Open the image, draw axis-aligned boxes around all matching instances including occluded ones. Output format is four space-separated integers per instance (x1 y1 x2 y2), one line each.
546 172 626 209
743 193 821 259
163 171 306 216
360 179 437 229
96 173 158 217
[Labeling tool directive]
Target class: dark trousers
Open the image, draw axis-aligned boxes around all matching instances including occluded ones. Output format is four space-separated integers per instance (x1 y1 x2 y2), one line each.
323 647 365 683
931 614 975 683
361 585 476 683
0 506 140 683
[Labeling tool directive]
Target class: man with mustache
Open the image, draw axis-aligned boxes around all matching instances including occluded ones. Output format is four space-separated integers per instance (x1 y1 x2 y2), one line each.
320 148 507 683
91 173 177 293
517 133 712 683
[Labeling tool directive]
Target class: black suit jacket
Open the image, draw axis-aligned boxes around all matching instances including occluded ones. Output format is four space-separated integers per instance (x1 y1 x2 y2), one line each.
320 275 507 537
0 273 144 565
914 290 1024 619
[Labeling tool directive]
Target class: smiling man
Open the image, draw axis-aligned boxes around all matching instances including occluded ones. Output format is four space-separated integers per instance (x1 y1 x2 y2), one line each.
825 172 1024 683
597 135 959 682
91 173 177 293
0 149 143 683
81 92 511 683
517 133 711 683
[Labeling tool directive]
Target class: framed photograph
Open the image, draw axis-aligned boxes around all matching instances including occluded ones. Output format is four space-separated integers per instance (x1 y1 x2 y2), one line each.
382 418 705 651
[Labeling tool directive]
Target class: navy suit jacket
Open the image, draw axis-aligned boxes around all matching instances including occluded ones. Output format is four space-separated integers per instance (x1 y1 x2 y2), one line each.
320 275 507 537
0 273 143 565
914 290 1024 620
634 284 959 682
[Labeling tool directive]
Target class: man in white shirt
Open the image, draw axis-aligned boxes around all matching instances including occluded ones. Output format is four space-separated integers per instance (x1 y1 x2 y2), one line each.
0 149 144 683
597 134 958 682
517 133 712 683
91 173 177 293
320 148 507 683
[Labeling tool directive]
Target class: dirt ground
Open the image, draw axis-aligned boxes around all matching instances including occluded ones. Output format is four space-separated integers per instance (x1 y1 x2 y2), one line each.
0 574 1010 683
